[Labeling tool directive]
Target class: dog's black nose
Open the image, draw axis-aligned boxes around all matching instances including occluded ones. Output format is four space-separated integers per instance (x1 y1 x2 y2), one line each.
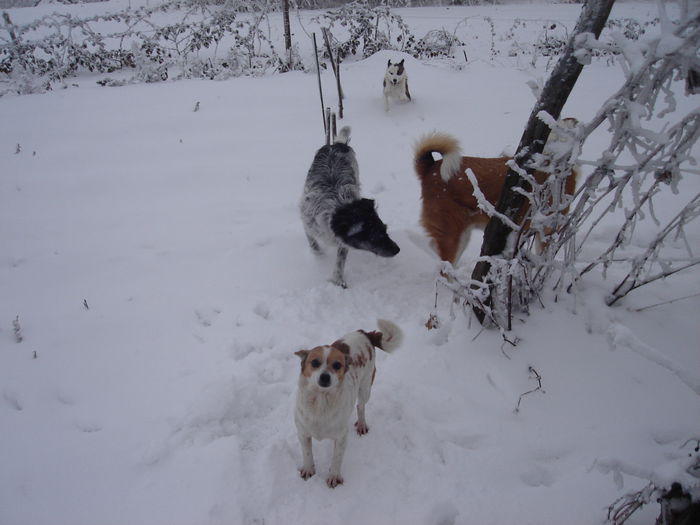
319 373 331 388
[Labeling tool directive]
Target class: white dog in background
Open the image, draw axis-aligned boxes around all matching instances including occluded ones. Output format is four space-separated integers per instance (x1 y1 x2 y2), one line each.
383 59 411 112
294 319 403 488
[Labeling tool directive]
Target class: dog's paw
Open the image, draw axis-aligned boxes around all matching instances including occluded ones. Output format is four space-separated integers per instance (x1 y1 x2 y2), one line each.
326 475 344 488
355 420 369 435
330 278 348 289
299 466 316 480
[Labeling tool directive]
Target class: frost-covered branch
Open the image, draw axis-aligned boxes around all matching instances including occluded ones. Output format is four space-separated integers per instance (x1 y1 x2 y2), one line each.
443 2 700 330
601 438 700 524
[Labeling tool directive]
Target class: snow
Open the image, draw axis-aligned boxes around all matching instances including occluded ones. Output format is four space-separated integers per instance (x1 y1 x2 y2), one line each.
1 2 699 524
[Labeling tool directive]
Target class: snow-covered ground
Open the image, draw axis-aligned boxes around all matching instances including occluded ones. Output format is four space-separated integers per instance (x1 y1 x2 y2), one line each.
1 2 699 524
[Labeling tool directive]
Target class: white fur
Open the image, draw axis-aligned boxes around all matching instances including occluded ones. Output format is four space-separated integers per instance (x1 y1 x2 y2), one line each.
440 148 464 182
294 319 402 488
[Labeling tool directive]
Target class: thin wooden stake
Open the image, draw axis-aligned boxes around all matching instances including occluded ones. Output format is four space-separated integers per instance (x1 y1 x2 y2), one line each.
336 51 344 119
322 28 344 120
313 33 326 137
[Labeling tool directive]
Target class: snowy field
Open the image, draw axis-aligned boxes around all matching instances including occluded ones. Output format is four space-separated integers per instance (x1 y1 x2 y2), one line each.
1 1 699 524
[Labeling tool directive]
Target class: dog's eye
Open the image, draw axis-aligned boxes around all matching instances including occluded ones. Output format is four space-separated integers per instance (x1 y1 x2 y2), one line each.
311 359 321 368
332 361 342 371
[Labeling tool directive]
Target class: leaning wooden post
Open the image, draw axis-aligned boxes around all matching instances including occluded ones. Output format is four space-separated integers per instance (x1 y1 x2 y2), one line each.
322 28 344 119
313 33 326 137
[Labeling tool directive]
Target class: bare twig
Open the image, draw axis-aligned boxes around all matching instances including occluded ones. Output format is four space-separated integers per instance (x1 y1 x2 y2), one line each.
633 291 700 312
515 366 544 413
312 33 326 137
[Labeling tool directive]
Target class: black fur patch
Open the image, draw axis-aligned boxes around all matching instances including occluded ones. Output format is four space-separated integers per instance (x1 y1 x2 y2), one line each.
330 199 400 257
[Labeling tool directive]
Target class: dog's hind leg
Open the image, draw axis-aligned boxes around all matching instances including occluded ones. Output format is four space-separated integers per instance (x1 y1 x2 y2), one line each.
298 434 316 480
354 370 373 435
331 246 348 288
327 432 347 488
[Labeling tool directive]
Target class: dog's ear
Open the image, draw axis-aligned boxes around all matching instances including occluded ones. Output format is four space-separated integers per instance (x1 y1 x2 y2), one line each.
387 59 392 67
295 350 309 370
398 59 404 65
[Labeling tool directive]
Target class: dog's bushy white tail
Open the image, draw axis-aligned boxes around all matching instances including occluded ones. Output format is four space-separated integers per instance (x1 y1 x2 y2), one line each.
335 126 351 145
376 319 403 353
414 132 463 182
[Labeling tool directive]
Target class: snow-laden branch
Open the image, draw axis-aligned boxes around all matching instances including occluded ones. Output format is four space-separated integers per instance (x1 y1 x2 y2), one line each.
441 1 700 330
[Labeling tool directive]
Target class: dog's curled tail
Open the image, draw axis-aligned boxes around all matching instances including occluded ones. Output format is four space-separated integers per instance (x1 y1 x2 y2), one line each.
414 132 463 183
335 126 351 145
373 319 403 354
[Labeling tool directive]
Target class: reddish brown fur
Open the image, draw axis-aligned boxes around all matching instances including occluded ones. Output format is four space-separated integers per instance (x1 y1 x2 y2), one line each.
414 134 578 265
331 340 351 355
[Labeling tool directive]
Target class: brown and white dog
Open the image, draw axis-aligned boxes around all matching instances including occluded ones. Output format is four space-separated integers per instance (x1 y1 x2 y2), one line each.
414 125 579 265
294 319 402 488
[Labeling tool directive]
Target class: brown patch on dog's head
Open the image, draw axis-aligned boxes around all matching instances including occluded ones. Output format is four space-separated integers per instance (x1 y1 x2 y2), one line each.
327 346 349 378
296 346 348 384
296 346 325 378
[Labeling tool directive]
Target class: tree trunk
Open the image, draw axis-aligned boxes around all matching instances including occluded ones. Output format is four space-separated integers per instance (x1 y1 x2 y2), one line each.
470 0 616 325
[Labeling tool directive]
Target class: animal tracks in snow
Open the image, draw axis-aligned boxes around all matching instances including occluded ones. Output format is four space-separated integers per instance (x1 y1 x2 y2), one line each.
519 465 555 488
3 389 23 411
194 307 222 328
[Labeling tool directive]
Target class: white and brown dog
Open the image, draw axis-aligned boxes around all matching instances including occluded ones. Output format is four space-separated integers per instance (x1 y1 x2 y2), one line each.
294 319 402 488
383 59 411 112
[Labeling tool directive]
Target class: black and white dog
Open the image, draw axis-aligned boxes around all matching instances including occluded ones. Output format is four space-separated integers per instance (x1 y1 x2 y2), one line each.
300 126 400 288
383 59 411 112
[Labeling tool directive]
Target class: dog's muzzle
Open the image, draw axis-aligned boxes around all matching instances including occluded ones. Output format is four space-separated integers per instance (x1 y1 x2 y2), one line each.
318 373 331 388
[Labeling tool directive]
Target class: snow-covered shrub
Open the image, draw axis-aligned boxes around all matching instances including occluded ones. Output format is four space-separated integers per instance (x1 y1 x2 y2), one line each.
603 438 700 525
433 1 700 330
606 16 659 41
0 0 285 95
533 23 567 57
312 1 413 59
414 29 462 59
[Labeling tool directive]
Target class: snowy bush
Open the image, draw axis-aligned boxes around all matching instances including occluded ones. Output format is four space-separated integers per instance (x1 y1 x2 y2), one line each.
603 438 700 524
311 1 418 60
436 1 700 332
0 0 284 95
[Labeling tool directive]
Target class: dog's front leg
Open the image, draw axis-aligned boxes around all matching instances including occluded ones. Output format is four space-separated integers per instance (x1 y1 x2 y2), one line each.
327 432 347 488
304 231 323 255
331 246 348 288
298 434 316 480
